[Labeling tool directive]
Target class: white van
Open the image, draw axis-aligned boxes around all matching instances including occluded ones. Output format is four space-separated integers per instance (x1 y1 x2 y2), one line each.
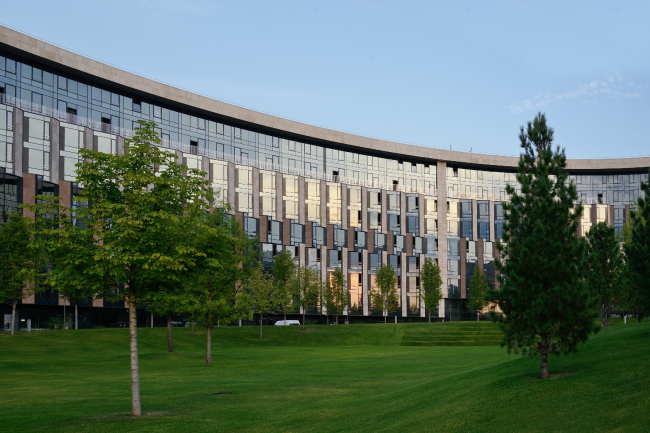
274 320 301 326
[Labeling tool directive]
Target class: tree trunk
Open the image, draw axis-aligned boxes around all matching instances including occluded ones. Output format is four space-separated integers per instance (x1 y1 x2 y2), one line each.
428 311 431 323
150 313 154 328
206 325 212 365
259 313 263 341
540 347 549 379
167 312 174 353
63 299 67 330
335 316 338 325
127 294 142 416
284 312 286 325
477 311 480 321
75 304 78 330
604 307 608 327
10 299 17 336
384 313 387 324
191 320 194 333
638 315 643 324
302 309 306 332
600 306 604 327
514 338 518 354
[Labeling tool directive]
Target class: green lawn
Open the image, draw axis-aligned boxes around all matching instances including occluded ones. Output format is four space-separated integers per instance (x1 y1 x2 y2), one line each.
1 321 648 432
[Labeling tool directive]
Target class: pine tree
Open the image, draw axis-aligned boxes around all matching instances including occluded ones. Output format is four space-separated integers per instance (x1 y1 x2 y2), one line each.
586 222 624 327
487 113 599 379
467 266 489 321
624 169 650 322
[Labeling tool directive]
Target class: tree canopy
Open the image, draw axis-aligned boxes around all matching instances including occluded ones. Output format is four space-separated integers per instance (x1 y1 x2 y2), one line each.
419 257 443 323
487 113 599 379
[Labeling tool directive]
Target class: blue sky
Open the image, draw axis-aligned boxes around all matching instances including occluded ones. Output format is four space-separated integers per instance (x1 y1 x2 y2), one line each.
2 1 649 158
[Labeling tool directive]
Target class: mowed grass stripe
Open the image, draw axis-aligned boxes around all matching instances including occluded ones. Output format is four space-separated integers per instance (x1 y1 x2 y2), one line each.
0 321 648 432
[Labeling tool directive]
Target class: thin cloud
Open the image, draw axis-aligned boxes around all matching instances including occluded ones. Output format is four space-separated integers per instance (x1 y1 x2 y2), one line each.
509 74 643 114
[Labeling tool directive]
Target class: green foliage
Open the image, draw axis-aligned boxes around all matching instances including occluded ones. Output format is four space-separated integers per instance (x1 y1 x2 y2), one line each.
291 266 322 330
324 267 348 324
0 211 44 304
467 267 489 319
371 264 399 322
419 257 443 321
272 249 297 320
487 113 598 379
246 265 278 340
624 169 650 321
188 207 255 329
586 222 624 327
26 120 212 414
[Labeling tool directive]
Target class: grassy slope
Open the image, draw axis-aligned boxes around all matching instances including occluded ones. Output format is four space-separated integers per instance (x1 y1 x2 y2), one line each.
0 321 648 432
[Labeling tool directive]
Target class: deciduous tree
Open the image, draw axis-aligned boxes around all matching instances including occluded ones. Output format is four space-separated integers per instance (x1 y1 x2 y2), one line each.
26 120 211 415
247 265 278 341
325 267 348 325
273 249 297 324
419 257 443 323
292 266 322 331
371 264 399 323
0 211 44 335
189 205 255 364
467 266 489 321
487 113 598 379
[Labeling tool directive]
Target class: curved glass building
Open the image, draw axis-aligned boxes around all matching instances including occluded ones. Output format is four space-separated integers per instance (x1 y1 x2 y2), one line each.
1 25 648 325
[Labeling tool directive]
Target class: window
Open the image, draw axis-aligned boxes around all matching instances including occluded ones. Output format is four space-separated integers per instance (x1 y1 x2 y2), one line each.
478 222 489 240
388 214 400 232
407 256 419 273
413 237 423 254
334 228 346 247
407 216 419 235
369 253 380 270
448 239 459 256
448 259 459 275
313 225 326 246
355 231 367 249
477 201 489 219
375 232 387 251
461 221 472 239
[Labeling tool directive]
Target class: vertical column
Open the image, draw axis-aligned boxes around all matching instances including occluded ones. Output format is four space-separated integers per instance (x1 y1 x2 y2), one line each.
341 185 348 228
276 173 283 222
401 252 407 317
13 108 23 175
227 162 236 211
380 190 387 234
320 180 327 226
460 239 467 298
489 200 495 242
83 127 93 151
116 136 125 156
436 161 448 317
361 186 368 231
252 167 260 219
471 199 477 241
362 249 369 316
400 192 407 235
50 118 60 183
418 193 425 239
298 176 306 225
201 155 210 182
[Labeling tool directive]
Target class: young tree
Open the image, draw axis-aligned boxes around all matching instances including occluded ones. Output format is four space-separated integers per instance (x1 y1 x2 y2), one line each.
292 266 322 331
145 290 191 353
246 266 278 341
624 169 650 323
324 267 348 325
586 222 624 327
189 206 255 364
371 264 399 323
419 257 443 323
487 113 599 379
27 121 211 415
273 249 297 325
467 266 489 321
0 211 44 335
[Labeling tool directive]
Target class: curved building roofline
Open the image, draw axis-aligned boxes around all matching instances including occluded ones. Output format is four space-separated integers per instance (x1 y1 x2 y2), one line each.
1 24 649 172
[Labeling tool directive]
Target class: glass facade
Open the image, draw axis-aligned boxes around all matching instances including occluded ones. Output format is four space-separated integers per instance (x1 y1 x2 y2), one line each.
0 44 648 320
